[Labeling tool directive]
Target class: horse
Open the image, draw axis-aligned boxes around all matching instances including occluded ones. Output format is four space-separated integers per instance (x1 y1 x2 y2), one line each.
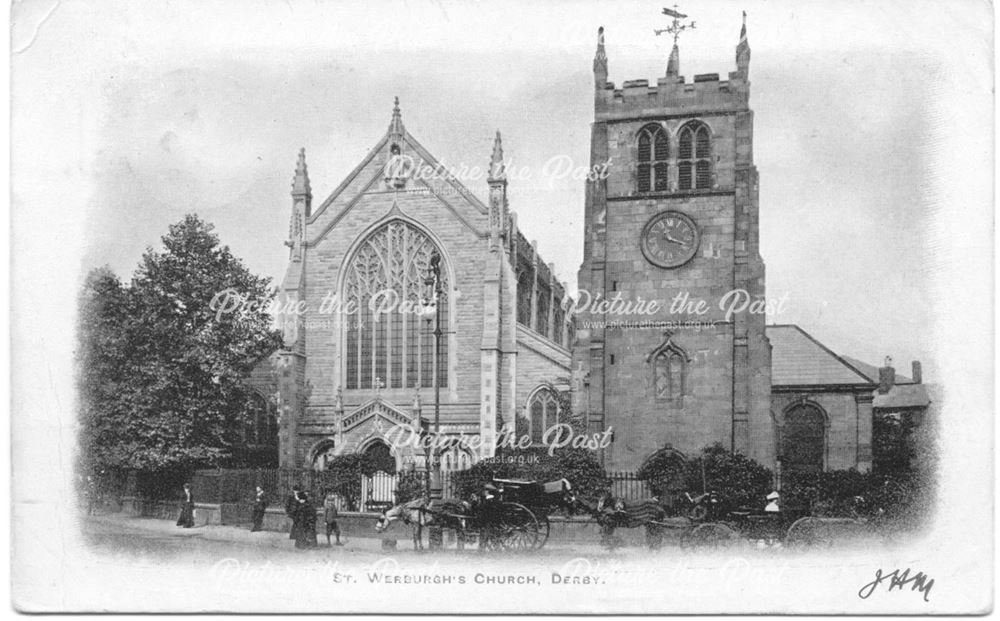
374 498 433 550
374 498 469 551
570 493 686 549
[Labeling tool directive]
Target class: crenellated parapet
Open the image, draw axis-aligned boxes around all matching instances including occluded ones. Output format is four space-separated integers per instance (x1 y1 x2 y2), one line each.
593 15 751 121
597 72 749 120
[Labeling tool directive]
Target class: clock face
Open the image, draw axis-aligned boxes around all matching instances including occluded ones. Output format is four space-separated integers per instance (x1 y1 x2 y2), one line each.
641 211 700 268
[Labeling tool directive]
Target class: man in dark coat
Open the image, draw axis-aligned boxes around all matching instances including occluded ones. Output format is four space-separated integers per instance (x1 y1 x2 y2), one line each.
285 485 302 540
176 483 195 528
250 486 267 532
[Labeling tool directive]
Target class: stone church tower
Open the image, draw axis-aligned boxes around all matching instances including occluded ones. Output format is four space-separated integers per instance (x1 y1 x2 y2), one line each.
572 17 774 471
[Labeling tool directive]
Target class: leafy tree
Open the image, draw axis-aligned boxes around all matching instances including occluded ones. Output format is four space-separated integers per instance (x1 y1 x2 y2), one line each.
78 214 282 474
77 267 130 477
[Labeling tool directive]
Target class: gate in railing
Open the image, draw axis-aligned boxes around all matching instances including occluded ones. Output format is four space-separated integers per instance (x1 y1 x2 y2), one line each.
362 471 397 512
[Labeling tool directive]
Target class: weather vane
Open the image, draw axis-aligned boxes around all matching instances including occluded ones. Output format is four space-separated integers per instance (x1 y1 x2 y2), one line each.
654 5 696 44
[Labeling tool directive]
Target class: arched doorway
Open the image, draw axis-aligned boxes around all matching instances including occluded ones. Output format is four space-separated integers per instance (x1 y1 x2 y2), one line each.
360 440 397 475
782 404 826 474
359 440 397 512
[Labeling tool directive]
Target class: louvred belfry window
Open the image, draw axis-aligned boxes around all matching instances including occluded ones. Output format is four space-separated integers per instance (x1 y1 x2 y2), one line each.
344 220 448 390
678 121 712 190
637 124 669 193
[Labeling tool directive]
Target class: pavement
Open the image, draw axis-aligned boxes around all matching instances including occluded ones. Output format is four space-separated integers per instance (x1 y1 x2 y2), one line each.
81 513 618 558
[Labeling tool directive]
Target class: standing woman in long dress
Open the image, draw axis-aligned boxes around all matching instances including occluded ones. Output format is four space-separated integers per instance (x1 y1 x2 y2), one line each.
295 491 318 549
176 483 195 528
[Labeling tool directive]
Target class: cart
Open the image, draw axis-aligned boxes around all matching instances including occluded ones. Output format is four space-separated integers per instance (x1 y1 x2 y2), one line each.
420 477 571 551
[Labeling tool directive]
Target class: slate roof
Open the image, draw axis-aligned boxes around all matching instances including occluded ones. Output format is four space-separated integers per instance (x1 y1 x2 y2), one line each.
766 325 873 386
768 326 932 409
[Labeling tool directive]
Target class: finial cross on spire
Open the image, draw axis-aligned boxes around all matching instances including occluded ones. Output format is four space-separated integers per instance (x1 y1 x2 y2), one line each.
654 4 696 45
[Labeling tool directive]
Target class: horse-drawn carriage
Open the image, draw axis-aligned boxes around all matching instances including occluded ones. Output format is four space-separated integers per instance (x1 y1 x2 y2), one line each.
572 489 873 550
375 477 571 551
677 506 873 549
377 477 874 552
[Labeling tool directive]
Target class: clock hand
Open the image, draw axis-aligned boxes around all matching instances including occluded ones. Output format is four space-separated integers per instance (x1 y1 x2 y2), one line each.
662 234 689 246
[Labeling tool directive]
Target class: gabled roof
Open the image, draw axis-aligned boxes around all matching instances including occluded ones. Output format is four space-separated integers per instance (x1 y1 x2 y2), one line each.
305 101 489 241
766 324 874 386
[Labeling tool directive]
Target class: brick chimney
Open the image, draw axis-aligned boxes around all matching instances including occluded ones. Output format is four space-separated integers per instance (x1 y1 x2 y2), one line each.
878 356 895 394
911 360 922 384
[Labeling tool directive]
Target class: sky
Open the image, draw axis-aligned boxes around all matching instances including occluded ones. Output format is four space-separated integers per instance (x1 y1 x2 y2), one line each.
12 0 994 382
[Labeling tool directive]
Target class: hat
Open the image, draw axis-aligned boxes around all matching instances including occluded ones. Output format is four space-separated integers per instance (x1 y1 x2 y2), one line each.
766 491 780 500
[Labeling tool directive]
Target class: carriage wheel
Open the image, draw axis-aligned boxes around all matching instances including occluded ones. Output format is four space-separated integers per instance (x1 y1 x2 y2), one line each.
496 502 542 551
533 514 551 550
785 517 829 548
786 517 868 548
681 523 740 549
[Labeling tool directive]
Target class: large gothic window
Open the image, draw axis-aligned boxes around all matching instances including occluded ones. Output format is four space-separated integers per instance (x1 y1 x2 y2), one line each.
783 404 826 474
678 121 712 190
637 124 669 192
344 220 449 390
527 388 561 445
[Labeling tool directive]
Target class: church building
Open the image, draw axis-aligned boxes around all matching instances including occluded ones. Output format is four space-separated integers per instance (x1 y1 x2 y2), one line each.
270 13 930 479
271 100 574 473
